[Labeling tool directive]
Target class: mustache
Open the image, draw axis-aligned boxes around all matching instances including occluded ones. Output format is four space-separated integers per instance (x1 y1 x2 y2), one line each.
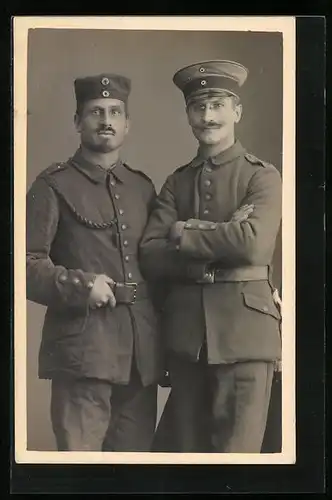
197 122 223 129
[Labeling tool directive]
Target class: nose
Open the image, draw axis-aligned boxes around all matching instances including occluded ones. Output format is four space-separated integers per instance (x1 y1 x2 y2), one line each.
100 112 112 126
202 106 214 123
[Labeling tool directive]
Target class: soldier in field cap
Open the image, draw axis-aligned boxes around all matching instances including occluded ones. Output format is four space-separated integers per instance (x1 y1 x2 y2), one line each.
26 73 163 451
141 60 282 453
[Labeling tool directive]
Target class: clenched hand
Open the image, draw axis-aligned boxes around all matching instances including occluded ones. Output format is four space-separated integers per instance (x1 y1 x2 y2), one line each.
88 274 116 309
230 204 254 222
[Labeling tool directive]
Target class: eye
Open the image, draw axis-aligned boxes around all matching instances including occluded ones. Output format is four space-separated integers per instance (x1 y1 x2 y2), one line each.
111 109 121 116
91 109 101 116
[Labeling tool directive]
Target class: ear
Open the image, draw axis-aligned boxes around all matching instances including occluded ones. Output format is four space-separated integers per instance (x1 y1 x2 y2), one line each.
124 116 131 135
74 113 82 133
234 103 243 124
185 104 193 125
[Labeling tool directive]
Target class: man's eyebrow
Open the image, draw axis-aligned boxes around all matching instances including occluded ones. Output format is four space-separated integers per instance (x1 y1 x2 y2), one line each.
89 104 123 111
89 105 103 111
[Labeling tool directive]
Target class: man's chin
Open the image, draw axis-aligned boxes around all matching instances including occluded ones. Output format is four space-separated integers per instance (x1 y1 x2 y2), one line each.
195 131 225 145
198 136 223 146
86 140 119 153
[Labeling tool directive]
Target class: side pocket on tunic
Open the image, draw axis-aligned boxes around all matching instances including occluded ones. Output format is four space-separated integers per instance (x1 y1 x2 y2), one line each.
242 292 281 321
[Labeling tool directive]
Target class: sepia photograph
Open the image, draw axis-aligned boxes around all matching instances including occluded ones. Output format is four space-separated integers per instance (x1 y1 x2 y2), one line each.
13 16 296 465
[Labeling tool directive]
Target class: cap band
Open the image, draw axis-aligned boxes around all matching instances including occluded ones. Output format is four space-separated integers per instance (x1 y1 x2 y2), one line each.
186 89 239 106
183 75 240 101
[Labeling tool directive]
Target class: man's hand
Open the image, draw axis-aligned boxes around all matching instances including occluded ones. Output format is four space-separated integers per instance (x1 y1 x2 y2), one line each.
88 274 116 309
230 204 254 222
274 360 282 373
169 221 186 243
272 288 282 315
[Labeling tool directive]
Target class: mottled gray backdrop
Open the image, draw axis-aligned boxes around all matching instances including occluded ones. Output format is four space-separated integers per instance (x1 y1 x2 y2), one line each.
26 28 283 450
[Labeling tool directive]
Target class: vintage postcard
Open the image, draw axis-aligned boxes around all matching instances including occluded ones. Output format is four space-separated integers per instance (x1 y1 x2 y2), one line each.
13 16 296 465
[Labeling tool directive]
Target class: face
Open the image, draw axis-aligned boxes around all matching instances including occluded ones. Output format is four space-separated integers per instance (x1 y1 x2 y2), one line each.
74 98 129 153
186 95 242 146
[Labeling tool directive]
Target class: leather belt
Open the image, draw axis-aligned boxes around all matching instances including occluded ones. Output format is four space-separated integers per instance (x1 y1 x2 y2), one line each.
196 265 269 284
113 282 149 304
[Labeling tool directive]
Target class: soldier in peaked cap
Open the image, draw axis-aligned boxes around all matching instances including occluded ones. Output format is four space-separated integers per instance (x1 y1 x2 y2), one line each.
26 73 163 451
140 60 282 453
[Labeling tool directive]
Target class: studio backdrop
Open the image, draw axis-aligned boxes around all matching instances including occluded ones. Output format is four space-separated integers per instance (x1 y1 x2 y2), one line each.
26 28 283 451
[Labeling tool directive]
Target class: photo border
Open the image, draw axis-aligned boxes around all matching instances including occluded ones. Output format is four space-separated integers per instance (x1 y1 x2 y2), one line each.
9 12 325 491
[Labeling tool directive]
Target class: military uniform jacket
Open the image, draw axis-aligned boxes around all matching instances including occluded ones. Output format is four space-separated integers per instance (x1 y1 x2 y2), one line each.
26 148 162 386
139 140 282 363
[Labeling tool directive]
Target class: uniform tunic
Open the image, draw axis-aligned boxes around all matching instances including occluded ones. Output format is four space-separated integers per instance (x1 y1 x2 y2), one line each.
139 140 282 364
26 148 162 387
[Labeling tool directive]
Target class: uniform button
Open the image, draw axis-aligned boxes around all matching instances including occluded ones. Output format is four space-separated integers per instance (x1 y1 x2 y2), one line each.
87 281 94 289
198 223 205 229
123 240 129 246
73 277 80 285
203 209 210 215
59 274 67 282
110 180 116 187
114 194 120 200
119 209 124 215
124 256 130 262
128 272 133 279
205 166 212 173
121 224 127 230
263 306 269 312
205 193 212 200
204 179 211 187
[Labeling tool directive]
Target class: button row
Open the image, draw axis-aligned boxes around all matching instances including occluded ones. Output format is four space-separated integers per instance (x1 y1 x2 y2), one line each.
201 165 213 208
109 178 133 282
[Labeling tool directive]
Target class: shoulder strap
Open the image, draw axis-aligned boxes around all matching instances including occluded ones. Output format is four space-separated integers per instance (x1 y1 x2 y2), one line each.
123 163 154 184
245 153 272 168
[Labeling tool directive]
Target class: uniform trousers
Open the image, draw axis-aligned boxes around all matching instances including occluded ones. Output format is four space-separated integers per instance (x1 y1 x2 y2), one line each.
50 359 157 452
168 347 274 453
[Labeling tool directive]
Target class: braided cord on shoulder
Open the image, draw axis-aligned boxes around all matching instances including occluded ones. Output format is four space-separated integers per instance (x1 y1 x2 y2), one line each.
46 176 117 230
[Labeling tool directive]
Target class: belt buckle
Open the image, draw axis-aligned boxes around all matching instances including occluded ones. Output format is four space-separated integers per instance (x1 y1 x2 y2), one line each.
125 282 138 304
197 269 215 284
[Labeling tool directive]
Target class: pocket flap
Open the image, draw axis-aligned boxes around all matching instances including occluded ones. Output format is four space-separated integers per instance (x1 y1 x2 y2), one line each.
242 292 281 320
